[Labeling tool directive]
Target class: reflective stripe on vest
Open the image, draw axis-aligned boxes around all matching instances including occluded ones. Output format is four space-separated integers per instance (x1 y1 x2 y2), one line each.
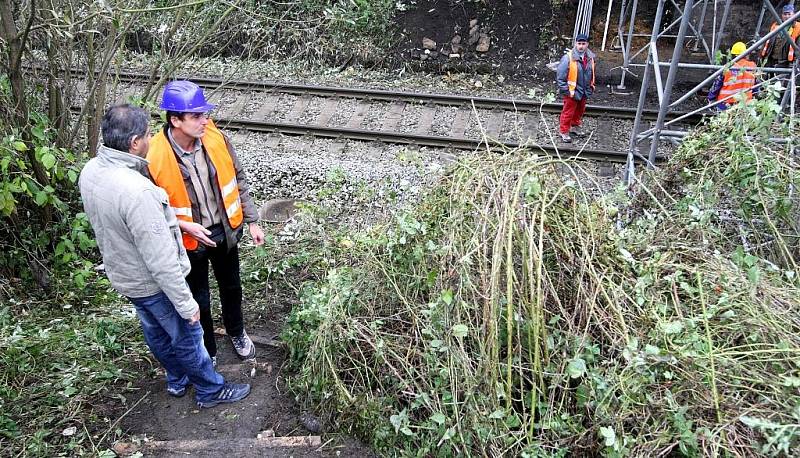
717 59 757 105
761 22 800 62
147 119 244 250
567 50 596 97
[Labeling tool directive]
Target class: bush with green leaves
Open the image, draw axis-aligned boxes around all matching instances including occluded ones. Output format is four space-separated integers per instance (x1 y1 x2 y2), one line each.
0 88 96 292
283 95 800 456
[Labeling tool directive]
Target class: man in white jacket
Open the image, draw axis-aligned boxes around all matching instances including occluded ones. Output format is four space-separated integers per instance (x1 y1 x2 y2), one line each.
79 104 250 408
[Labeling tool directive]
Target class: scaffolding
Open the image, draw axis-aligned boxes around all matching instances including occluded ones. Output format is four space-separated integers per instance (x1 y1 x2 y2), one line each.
604 0 800 183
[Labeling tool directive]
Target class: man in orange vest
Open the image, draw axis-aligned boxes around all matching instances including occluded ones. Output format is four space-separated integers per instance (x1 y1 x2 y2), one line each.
761 4 800 74
556 34 596 143
707 41 759 110
148 81 265 366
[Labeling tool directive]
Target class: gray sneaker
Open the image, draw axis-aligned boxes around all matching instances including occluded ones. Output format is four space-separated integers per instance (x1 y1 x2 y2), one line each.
166 385 187 398
231 331 255 360
197 383 251 408
560 133 572 143
570 126 584 137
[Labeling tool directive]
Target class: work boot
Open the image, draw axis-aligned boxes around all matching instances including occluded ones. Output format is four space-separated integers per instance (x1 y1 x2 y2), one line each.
560 132 572 143
231 331 256 360
197 383 251 408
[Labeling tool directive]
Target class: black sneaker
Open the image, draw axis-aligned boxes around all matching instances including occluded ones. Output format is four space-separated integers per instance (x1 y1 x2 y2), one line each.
230 331 256 360
197 383 251 408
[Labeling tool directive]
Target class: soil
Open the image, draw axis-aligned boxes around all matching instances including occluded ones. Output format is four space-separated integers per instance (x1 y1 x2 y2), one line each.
394 0 560 77
104 242 374 457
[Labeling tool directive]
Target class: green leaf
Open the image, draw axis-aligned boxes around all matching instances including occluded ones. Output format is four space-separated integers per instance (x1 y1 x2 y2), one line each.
660 320 684 335
567 357 586 379
67 170 78 183
41 153 56 170
451 324 468 338
13 141 27 151
599 426 616 447
440 426 455 442
488 409 506 419
747 266 760 284
441 289 453 305
34 191 48 206
431 412 446 425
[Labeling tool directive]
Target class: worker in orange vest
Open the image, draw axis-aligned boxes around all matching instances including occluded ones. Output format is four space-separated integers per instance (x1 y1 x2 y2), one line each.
707 42 759 110
556 34 596 143
147 81 265 366
761 4 800 74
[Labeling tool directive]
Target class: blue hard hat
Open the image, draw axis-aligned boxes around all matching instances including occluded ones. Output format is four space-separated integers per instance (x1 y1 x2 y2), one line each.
160 80 216 113
575 33 589 42
784 4 795 14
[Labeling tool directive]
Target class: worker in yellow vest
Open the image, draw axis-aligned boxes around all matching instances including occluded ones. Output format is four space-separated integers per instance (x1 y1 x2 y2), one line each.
708 42 759 110
761 4 800 75
147 81 264 366
556 34 596 143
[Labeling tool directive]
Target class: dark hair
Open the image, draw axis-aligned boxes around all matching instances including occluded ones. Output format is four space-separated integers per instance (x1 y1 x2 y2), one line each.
101 104 149 152
166 111 187 128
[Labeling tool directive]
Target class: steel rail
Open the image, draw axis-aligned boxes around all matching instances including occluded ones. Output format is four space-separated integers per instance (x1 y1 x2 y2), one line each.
210 115 659 164
91 69 703 123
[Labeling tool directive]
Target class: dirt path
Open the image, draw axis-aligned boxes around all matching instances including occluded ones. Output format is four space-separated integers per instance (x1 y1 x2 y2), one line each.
114 314 372 457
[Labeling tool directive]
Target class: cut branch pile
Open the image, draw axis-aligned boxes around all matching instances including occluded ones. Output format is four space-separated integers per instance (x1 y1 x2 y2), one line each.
283 99 800 456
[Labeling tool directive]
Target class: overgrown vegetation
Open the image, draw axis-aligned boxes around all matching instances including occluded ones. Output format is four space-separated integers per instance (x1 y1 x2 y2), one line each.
282 96 800 455
0 295 150 455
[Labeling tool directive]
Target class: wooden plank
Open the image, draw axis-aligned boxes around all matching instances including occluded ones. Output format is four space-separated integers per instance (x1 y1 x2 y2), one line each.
115 436 322 454
315 97 340 127
380 101 407 132
449 108 472 138
282 95 311 124
257 435 322 447
414 105 437 135
346 99 372 129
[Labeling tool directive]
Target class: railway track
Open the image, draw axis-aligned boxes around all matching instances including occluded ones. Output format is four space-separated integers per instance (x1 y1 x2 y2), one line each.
69 70 706 163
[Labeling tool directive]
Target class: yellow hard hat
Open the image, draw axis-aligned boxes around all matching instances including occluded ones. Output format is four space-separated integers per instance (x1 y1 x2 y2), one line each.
731 41 747 56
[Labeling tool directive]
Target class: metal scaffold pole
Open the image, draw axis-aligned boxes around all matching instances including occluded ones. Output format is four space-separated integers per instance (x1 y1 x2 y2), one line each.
648 0 694 166
625 0 667 183
618 0 639 89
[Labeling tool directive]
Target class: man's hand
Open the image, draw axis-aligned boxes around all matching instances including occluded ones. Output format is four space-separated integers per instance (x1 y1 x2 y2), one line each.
189 309 200 324
179 221 217 247
248 223 265 246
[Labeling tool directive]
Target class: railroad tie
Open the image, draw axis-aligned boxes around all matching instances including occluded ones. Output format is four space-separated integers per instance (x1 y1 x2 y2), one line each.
252 93 281 121
380 101 407 132
414 104 437 136
449 108 472 139
224 92 252 118
315 97 341 127
483 110 505 140
346 99 372 129
282 95 311 124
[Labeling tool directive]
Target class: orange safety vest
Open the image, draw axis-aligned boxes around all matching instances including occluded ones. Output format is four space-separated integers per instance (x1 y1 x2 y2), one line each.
761 22 800 62
717 59 757 105
567 50 596 97
147 119 244 250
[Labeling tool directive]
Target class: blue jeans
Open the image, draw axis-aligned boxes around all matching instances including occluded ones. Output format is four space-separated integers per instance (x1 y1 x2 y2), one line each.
129 291 224 403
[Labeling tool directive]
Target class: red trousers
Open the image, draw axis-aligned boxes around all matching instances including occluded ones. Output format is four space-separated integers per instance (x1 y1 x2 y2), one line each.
559 96 587 134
